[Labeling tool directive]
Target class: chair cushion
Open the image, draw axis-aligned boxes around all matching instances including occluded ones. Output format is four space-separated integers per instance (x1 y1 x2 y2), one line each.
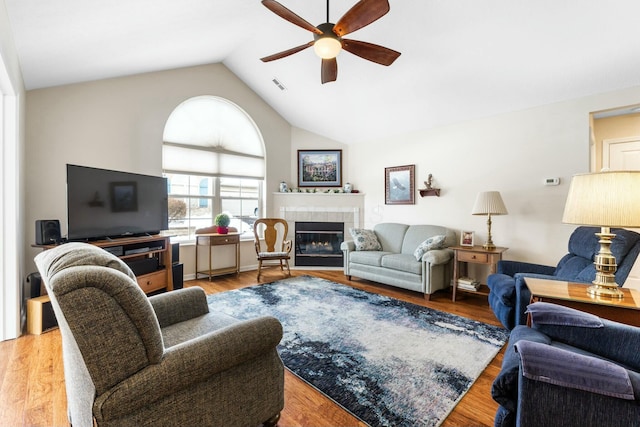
611 228 640 262
568 227 640 264
567 226 600 260
258 251 289 258
349 228 383 251
554 255 592 280
413 235 446 261
349 251 390 267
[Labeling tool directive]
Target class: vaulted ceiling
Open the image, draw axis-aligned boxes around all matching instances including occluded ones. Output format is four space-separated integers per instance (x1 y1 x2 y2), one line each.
5 0 640 144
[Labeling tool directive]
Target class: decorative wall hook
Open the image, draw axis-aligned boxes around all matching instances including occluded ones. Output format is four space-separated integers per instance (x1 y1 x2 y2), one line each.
419 174 441 197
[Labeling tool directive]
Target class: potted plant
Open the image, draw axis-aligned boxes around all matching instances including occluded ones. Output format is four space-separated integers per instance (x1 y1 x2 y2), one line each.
214 213 231 234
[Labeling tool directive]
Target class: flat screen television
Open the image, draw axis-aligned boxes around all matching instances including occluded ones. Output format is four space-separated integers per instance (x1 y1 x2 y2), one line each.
67 164 169 241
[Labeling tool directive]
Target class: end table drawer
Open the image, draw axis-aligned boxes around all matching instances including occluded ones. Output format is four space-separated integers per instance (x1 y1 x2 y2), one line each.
458 252 488 263
209 234 240 245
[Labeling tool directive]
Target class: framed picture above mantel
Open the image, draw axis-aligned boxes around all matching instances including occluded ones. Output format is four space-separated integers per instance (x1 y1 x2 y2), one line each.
298 149 342 187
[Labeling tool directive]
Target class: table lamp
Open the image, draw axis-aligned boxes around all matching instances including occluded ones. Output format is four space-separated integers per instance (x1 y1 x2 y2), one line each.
562 171 640 298
472 191 508 250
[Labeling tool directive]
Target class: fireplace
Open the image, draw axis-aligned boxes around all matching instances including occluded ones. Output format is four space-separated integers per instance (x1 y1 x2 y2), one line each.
295 222 344 267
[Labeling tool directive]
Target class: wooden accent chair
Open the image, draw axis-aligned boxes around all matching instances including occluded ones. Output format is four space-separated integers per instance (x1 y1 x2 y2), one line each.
253 218 292 280
34 242 284 427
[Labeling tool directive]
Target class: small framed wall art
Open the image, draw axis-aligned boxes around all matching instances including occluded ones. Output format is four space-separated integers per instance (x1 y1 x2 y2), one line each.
385 164 415 205
460 230 475 247
298 149 342 187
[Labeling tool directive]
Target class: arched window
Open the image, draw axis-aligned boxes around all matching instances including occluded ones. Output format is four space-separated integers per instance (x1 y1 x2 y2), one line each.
163 96 265 241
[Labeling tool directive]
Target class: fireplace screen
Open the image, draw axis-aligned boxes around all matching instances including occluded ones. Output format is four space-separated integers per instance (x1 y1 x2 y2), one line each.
295 222 344 267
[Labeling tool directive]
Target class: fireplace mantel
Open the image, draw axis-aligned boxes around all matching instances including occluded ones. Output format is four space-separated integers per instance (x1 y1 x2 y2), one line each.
272 192 365 244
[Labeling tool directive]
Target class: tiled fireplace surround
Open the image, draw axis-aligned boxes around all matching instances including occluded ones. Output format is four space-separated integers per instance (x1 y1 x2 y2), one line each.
272 192 365 267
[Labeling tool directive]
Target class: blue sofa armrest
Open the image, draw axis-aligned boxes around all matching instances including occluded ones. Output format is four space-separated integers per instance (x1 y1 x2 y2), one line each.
487 270 562 330
487 273 518 330
515 341 640 427
529 302 640 371
517 375 640 427
491 326 551 414
497 260 556 277
515 340 637 400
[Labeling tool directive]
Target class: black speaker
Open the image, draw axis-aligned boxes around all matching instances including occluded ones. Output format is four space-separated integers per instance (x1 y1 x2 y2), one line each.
172 263 184 290
26 272 43 298
35 220 61 245
126 258 159 276
171 243 180 264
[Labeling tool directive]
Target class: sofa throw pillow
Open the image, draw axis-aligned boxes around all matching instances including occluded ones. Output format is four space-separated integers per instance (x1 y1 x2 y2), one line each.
349 228 382 251
414 235 446 261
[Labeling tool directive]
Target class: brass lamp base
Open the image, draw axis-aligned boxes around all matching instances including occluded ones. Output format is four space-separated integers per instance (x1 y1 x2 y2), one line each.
587 284 624 298
588 227 624 299
483 214 496 250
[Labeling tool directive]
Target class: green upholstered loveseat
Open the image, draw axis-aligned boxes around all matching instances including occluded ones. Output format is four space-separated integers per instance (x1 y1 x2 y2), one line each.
341 223 457 299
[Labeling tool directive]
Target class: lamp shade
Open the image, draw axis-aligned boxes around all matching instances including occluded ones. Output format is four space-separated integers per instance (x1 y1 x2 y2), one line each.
562 171 640 227
472 191 508 216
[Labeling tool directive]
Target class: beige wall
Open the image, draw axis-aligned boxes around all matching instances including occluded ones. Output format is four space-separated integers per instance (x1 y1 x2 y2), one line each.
292 86 640 268
24 63 292 275
22 59 640 280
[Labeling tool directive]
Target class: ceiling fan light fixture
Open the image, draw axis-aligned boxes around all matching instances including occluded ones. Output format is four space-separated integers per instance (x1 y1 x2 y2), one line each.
314 36 342 59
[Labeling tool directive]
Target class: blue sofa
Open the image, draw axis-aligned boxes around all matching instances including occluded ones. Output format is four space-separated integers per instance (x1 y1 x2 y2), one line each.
492 302 640 427
487 226 640 330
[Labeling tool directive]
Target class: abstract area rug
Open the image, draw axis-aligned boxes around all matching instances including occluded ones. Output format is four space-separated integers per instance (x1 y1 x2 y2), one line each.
207 276 508 426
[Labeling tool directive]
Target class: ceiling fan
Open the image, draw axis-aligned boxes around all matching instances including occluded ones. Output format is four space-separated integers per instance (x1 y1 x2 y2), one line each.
260 0 401 84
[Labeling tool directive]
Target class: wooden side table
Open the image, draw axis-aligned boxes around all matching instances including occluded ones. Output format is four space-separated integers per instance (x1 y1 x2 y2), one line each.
525 277 640 327
195 232 241 280
451 245 507 301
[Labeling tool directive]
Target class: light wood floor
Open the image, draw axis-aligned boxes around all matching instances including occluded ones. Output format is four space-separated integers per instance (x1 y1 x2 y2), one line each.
0 269 505 427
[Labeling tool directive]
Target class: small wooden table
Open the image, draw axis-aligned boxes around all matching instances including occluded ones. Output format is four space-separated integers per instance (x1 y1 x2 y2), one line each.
195 232 240 280
526 277 640 327
451 245 507 301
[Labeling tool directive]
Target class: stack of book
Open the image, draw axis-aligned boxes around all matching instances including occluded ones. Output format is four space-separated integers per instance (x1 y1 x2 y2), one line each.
457 277 480 291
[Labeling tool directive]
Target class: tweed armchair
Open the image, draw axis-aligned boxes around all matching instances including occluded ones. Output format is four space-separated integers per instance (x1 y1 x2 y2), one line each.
34 242 284 427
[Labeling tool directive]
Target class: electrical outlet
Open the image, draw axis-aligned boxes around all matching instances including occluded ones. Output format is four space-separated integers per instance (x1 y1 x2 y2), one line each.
544 177 560 186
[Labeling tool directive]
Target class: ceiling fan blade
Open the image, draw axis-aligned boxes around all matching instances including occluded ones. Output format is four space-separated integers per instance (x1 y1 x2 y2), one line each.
333 0 390 37
261 42 314 62
321 58 338 84
342 39 400 66
262 0 322 35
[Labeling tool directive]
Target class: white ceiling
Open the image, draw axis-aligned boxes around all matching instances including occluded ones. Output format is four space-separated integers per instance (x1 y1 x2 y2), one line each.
5 0 640 144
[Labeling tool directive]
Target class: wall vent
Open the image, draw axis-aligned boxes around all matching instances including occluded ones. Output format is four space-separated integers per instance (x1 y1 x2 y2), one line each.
272 78 286 91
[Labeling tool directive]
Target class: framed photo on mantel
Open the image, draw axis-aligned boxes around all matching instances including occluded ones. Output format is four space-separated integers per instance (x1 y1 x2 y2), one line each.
385 164 415 205
298 149 342 187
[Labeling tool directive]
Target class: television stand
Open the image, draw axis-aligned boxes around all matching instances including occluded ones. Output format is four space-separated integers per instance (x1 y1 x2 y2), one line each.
34 235 173 294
